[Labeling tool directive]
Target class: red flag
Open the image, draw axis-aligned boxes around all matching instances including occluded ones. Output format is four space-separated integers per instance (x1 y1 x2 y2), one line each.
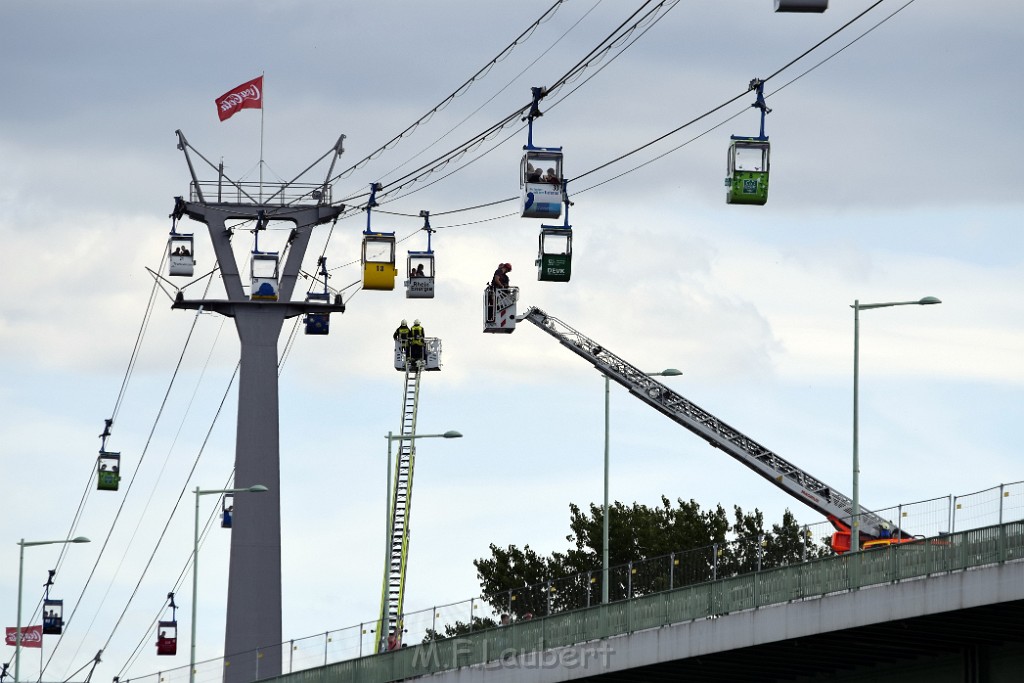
6 626 43 648
215 76 263 122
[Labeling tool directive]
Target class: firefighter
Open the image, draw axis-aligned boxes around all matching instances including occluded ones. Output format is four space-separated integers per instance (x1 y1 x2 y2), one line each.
393 319 410 361
409 319 425 365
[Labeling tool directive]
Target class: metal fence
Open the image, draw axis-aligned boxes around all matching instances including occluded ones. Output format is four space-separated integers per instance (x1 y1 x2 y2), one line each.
188 181 331 206
123 481 1024 683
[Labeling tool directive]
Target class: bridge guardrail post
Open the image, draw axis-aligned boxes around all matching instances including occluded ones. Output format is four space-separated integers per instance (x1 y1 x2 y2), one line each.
998 483 1004 526
999 521 1006 563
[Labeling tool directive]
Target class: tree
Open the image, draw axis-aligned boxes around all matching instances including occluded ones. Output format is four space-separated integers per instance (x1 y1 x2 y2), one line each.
474 497 831 615
473 543 576 618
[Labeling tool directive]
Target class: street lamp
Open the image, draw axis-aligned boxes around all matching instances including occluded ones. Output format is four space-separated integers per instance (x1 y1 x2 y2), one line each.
15 536 90 683
191 485 268 683
602 368 681 604
851 296 940 553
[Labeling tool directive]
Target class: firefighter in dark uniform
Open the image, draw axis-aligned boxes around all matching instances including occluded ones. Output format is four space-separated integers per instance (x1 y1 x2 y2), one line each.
393 319 410 363
409 319 425 365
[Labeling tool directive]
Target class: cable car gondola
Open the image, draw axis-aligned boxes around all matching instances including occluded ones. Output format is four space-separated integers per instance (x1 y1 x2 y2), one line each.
42 571 62 636
168 197 195 277
42 600 63 635
222 494 234 529
97 451 121 491
250 211 280 300
362 183 398 291
251 251 280 300
536 181 573 282
96 418 120 491
520 87 563 220
156 593 178 656
726 79 771 206
304 257 333 335
775 0 827 11
405 210 435 299
168 234 195 277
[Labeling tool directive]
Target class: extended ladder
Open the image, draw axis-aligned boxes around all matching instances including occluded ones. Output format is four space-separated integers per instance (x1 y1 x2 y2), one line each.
520 307 901 548
375 364 422 650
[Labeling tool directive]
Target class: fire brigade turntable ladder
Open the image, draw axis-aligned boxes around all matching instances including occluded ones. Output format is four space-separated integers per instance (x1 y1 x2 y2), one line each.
375 362 423 651
520 306 903 550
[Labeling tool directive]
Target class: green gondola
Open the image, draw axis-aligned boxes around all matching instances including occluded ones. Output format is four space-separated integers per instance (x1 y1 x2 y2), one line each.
726 78 772 206
97 451 121 491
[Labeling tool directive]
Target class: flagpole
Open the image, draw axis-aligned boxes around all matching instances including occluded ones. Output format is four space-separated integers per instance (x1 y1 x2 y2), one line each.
259 70 265 203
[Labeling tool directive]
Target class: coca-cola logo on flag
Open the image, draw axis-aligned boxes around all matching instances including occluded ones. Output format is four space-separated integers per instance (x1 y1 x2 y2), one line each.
215 76 263 122
6 626 43 648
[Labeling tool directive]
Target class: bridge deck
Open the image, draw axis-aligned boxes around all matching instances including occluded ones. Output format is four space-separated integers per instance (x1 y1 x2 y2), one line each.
269 521 1024 683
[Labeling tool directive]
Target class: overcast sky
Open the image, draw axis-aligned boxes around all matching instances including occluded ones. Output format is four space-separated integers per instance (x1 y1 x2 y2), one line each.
2 0 1022 680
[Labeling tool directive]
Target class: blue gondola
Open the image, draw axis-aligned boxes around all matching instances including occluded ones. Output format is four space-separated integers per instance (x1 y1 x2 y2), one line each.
222 494 234 529
304 257 332 335
157 593 178 656
726 78 771 206
520 87 564 220
42 600 63 635
42 571 63 635
362 184 398 291
405 211 435 299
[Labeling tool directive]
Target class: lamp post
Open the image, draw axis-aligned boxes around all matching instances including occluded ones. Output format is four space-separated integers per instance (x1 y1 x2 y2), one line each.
191 485 268 683
851 296 940 553
602 368 681 604
15 536 90 683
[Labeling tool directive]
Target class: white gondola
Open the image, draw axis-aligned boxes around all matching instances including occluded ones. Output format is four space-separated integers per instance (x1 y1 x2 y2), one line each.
521 150 563 219
405 251 435 299
168 233 195 277
393 337 442 371
520 87 564 220
483 286 519 333
251 252 280 301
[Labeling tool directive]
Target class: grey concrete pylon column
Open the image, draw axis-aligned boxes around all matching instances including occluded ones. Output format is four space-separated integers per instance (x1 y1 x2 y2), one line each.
174 201 344 683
